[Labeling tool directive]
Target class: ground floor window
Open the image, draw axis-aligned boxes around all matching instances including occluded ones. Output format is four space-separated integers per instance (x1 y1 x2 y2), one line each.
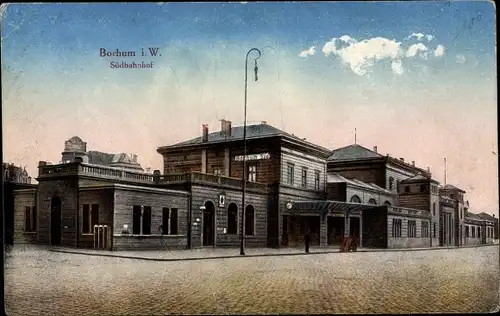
24 206 37 232
227 203 238 234
472 226 476 238
433 222 437 238
82 204 99 234
421 221 429 238
392 219 402 238
245 205 255 236
466 226 469 237
162 207 179 235
133 205 142 234
478 227 481 239
408 220 417 238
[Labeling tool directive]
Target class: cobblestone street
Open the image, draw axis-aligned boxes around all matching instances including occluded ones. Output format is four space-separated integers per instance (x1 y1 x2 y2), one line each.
4 245 499 315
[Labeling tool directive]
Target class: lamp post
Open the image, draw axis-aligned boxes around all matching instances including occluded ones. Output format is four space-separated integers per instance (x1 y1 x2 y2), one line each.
240 48 261 256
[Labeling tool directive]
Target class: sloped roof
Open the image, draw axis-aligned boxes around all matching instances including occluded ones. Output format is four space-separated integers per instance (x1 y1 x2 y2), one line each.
443 184 466 193
327 144 383 161
327 173 394 195
87 151 115 165
401 174 432 183
477 212 497 221
160 122 330 153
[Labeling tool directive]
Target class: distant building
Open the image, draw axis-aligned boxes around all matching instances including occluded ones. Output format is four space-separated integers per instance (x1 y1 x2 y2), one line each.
3 163 32 184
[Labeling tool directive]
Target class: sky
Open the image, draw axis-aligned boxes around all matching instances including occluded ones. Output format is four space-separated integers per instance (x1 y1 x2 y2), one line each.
2 2 498 215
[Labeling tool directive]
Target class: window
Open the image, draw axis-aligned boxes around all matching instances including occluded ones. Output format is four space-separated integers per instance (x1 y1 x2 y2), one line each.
133 205 142 235
82 204 99 234
392 219 402 238
421 221 429 238
472 226 475 238
245 205 255 236
466 226 469 238
478 226 481 239
408 220 417 238
213 168 221 176
404 186 410 193
227 203 238 234
314 170 320 190
247 164 257 182
25 206 37 232
91 204 99 232
460 208 462 219
368 198 377 205
142 206 152 235
161 208 178 235
433 222 437 238
420 184 426 193
301 167 308 188
389 177 394 191
432 203 436 216
350 195 361 203
287 163 294 185
384 201 392 206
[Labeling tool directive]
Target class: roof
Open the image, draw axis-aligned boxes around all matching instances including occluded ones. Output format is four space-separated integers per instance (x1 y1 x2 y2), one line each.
87 151 115 165
443 184 466 193
400 174 435 183
327 174 394 195
477 212 497 221
158 122 331 154
289 200 381 214
327 144 383 161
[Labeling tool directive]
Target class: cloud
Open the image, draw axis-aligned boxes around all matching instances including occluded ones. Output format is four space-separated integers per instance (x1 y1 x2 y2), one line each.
391 59 404 75
322 36 403 75
405 33 435 42
299 46 316 58
406 43 429 59
434 45 445 57
456 54 466 64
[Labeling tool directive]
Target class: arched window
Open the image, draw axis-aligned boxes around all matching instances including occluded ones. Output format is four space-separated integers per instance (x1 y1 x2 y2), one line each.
389 177 394 191
350 195 361 203
384 201 392 206
245 205 255 236
227 203 238 235
368 198 377 205
432 202 436 216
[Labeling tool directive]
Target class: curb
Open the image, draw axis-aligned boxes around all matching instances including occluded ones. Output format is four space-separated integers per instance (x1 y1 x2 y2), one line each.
48 243 498 262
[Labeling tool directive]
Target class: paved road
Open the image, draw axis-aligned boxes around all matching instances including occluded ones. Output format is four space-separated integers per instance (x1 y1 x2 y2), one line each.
4 245 499 315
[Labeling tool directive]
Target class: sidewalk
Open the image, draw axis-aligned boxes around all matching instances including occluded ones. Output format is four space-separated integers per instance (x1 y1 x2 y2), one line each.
48 243 498 262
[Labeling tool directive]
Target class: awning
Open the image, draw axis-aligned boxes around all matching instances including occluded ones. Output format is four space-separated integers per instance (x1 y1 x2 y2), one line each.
287 200 379 215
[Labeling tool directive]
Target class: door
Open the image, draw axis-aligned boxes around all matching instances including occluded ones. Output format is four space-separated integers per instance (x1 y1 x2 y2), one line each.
50 197 62 246
282 215 289 246
202 201 215 247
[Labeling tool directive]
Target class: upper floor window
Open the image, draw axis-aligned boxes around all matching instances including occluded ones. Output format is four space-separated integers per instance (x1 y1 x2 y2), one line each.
213 168 221 176
350 195 361 203
388 177 394 191
404 186 410 193
384 201 392 206
368 198 377 205
314 170 320 190
287 163 294 185
432 203 436 216
420 184 426 193
301 167 308 188
247 164 257 182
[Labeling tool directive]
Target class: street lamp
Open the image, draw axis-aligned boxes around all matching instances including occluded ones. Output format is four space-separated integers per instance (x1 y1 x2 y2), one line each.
240 48 261 256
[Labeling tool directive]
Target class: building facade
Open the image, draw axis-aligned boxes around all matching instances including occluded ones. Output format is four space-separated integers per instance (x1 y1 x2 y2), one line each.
8 124 497 251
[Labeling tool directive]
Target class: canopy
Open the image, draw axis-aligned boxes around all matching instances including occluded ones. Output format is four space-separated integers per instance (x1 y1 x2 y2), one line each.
288 200 379 215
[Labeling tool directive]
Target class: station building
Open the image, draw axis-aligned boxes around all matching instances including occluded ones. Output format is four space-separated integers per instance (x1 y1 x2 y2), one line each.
7 121 498 251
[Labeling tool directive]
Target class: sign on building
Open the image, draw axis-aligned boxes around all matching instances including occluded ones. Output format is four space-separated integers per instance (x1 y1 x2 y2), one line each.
218 194 226 208
234 152 271 162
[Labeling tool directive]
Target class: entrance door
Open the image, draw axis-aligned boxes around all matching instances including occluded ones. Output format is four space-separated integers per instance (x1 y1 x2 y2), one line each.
282 215 289 246
202 201 215 247
349 217 360 243
50 196 62 246
327 216 344 245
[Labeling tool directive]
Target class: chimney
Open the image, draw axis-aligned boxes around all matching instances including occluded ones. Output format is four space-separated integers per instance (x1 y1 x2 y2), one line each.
153 169 161 183
202 124 209 142
400 158 404 162
373 146 378 153
220 119 226 133
261 121 267 124
226 120 232 137
411 161 415 166
38 161 47 167
427 166 430 173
